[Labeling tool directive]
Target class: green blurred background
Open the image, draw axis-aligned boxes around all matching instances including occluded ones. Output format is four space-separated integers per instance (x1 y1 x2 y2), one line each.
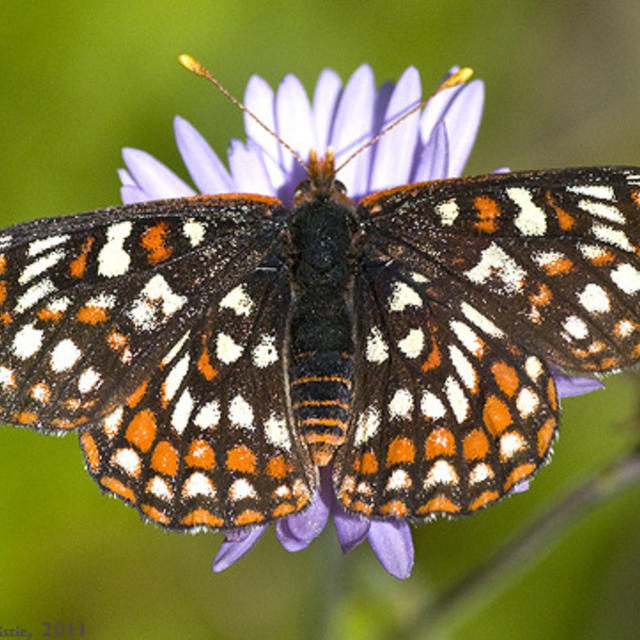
2 2 640 639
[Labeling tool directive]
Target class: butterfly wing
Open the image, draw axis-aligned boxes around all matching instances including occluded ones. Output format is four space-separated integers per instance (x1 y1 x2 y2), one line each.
0 195 314 529
334 166 640 520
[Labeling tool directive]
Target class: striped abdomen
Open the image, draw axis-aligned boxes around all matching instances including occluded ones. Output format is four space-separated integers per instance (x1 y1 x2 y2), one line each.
290 351 354 465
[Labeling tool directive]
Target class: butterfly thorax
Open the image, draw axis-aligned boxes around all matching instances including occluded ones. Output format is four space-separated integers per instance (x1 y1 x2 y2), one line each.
288 158 359 466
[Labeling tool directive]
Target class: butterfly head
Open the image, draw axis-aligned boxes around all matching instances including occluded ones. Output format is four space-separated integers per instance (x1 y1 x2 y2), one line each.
293 148 350 208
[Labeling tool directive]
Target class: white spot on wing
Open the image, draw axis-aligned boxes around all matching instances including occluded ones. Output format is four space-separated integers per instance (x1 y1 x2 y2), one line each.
172 389 194 434
354 406 380 445
182 218 206 246
366 327 388 363
220 284 254 316
469 462 494 485
264 414 291 450
567 184 616 200
465 242 526 293
216 332 243 364
524 356 543 382
98 221 132 277
516 387 539 418
424 460 459 488
579 199 624 223
112 448 141 477
388 281 422 312
229 394 254 430
162 353 190 403
0 366 15 387
161 330 191 366
397 328 424 358
183 472 216 498
611 263 640 294
563 315 589 340
28 235 69 256
445 376 469 422
592 223 634 252
229 478 257 501
460 302 504 337
449 345 478 391
389 388 413 419
436 198 459 226
50 339 81 372
507 187 547 235
499 432 526 460
148 476 173 501
386 469 412 491
78 367 102 393
15 277 56 313
19 249 65 285
252 334 278 368
421 391 446 420
194 400 221 430
103 406 124 439
128 274 187 330
12 323 43 359
578 283 610 313
450 320 483 357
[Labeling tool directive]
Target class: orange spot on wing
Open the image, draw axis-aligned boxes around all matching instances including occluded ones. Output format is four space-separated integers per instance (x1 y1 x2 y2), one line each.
0 280 7 306
482 395 512 436
77 304 109 324
474 195 501 233
100 477 136 503
386 437 415 465
379 500 409 517
80 433 100 472
151 441 178 476
543 257 574 276
234 509 265 526
463 429 490 460
16 411 37 424
141 504 170 525
127 380 148 408
186 439 216 469
530 283 552 306
266 455 288 479
181 509 223 527
141 222 172 264
0 255 6 275
351 500 373 515
425 428 456 459
354 451 379 474
469 490 499 511
421 336 441 372
547 192 575 230
273 503 296 517
491 361 519 397
226 444 256 473
547 378 558 410
197 347 217 380
600 356 620 370
417 495 461 514
125 409 157 452
537 417 557 456
504 463 536 491
0 312 11 324
69 236 94 278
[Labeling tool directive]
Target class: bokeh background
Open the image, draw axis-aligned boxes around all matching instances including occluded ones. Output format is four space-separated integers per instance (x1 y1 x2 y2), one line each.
2 2 640 639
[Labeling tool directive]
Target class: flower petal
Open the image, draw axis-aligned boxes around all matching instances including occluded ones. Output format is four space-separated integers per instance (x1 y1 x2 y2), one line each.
122 147 195 200
412 120 450 182
212 525 268 572
313 69 343 153
333 504 370 553
227 139 275 195
243 75 285 188
120 185 149 204
554 373 604 398
118 168 135 186
511 480 530 494
276 74 316 173
174 116 234 194
367 520 414 580
442 79 484 177
369 66 422 192
330 64 376 199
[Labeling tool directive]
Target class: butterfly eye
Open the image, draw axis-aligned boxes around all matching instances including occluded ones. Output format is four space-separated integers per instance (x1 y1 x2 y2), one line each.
294 179 312 197
334 180 347 194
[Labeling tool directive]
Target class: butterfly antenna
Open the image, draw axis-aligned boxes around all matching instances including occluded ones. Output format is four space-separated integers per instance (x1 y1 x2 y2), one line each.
179 54 309 172
334 66 474 174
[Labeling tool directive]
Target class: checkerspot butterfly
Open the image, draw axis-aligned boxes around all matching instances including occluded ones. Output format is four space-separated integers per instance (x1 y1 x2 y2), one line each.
2 62 639 535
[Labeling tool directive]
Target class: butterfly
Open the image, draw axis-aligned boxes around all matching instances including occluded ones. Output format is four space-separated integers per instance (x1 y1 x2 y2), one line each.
2 60 640 534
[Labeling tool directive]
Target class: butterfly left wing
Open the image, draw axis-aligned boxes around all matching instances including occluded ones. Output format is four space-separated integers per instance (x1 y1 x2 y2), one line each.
335 166 640 520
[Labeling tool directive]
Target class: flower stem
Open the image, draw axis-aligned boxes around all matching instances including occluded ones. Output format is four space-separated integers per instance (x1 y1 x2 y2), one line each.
391 444 640 640
311 534 344 640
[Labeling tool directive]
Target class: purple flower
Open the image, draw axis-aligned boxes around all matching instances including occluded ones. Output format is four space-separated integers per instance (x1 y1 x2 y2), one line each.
118 65 603 579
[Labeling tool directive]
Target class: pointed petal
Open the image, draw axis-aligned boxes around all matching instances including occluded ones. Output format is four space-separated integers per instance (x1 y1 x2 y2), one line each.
330 64 376 199
243 75 285 188
227 139 275 195
442 80 484 176
174 116 234 194
420 66 465 141
333 504 370 553
122 147 195 200
313 69 343 153
368 520 414 580
212 525 267 572
118 168 135 186
369 67 421 191
276 74 315 173
555 373 604 398
511 480 530 494
412 120 450 182
120 185 149 204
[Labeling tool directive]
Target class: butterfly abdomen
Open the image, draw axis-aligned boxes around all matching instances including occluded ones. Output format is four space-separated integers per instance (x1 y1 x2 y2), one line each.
288 196 356 465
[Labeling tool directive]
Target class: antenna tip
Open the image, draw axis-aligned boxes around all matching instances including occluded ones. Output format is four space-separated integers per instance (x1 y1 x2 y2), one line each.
441 67 474 91
179 54 206 76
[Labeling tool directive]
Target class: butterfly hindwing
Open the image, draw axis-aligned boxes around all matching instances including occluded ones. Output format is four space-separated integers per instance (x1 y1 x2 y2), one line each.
334 260 558 520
